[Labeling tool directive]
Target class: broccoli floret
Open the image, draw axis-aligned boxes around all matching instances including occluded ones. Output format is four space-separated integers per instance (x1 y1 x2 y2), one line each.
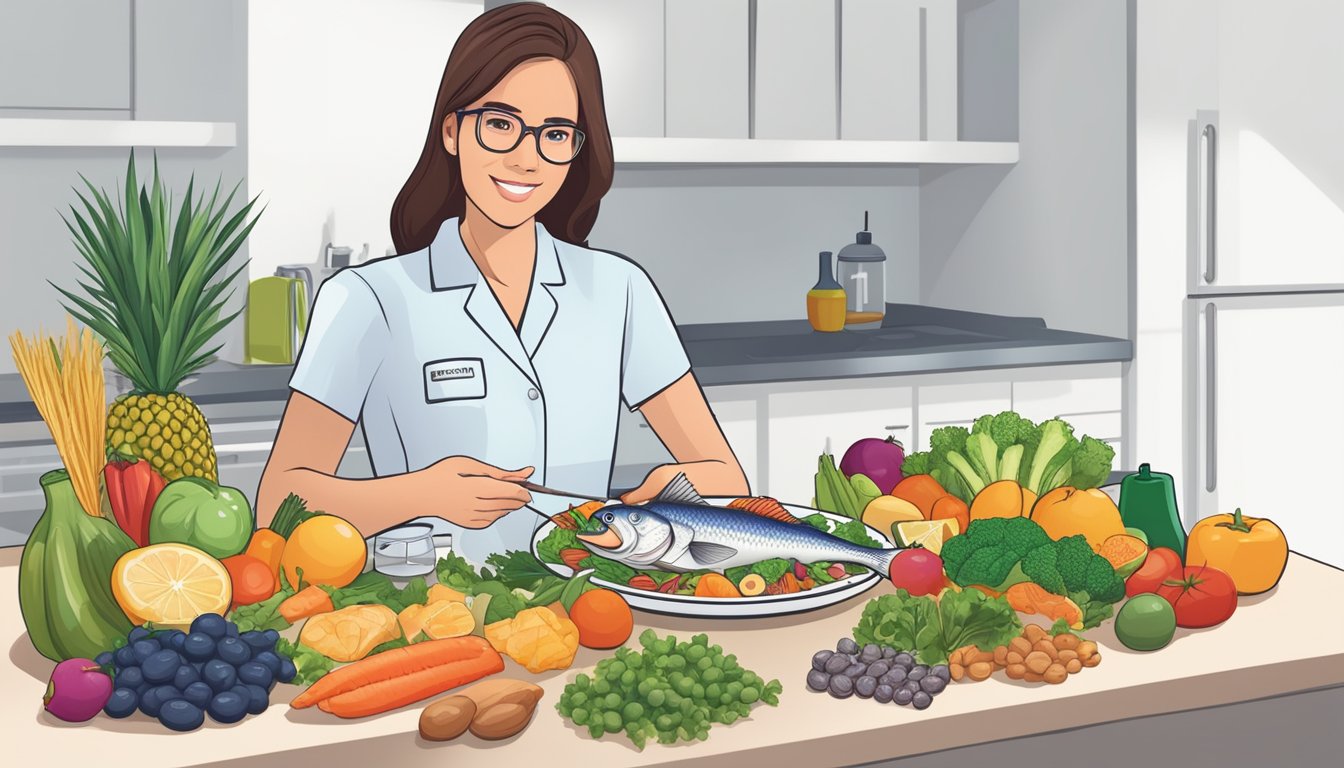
1083 554 1125 603
1019 545 1067 595
989 411 1039 452
956 547 1024 588
928 425 970 461
1001 517 1054 558
1053 534 1097 593
901 451 932 476
1068 436 1116 489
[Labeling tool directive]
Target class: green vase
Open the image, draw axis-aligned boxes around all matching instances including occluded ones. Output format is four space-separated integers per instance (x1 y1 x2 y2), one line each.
19 468 136 661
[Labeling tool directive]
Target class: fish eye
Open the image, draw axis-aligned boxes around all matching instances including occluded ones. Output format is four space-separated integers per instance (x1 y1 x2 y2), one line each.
602 512 615 524
629 512 641 523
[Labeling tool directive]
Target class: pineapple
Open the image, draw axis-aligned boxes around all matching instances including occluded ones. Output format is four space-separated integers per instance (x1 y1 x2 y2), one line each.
54 151 262 482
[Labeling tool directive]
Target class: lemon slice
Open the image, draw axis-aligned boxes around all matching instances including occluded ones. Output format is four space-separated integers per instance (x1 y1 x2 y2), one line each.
895 519 960 554
112 543 232 627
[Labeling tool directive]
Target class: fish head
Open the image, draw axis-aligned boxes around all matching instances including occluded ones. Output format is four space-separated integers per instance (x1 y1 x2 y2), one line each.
576 505 674 566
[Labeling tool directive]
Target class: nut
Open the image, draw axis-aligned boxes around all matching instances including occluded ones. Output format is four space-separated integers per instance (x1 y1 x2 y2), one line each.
950 663 965 681
1078 641 1098 660
470 702 535 741
1058 649 1079 664
1044 663 1068 684
968 662 995 681
1083 653 1102 668
1024 651 1052 675
1033 639 1060 660
1009 637 1033 657
419 695 477 742
1053 633 1080 651
458 679 545 711
993 646 1009 667
949 649 963 666
1065 659 1083 674
1006 650 1025 666
1023 670 1044 683
1005 664 1027 680
1023 624 1048 644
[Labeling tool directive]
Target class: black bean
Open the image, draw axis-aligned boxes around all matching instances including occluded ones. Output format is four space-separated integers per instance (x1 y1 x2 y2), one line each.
844 663 868 678
882 647 897 660
828 675 854 699
807 670 831 692
907 666 927 682
931 664 951 682
921 675 947 695
854 676 878 698
866 661 890 679
860 644 882 663
912 691 932 710
893 687 914 705
903 680 922 693
883 667 907 685
837 638 859 655
824 654 851 675
812 650 834 671
874 684 894 704
893 652 915 667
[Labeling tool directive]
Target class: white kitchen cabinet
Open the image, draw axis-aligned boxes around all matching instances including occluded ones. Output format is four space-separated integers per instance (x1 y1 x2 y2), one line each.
665 0 748 139
915 380 1012 451
1011 365 1123 460
840 0 920 140
1188 295 1344 567
764 380 914 504
753 0 837 140
544 0 664 138
0 0 131 110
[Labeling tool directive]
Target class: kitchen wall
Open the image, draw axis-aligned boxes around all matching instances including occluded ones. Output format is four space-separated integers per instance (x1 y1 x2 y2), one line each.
0 0 249 374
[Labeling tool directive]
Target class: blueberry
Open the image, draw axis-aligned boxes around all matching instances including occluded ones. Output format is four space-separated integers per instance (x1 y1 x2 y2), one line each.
276 658 297 684
169 633 187 653
912 690 932 710
882 647 897 660
103 688 139 718
128 626 151 643
260 629 280 649
159 700 205 732
190 613 228 640
94 651 115 668
907 666 927 682
253 651 282 676
893 652 915 668
854 676 878 699
241 631 271 655
225 621 240 638
207 692 248 724
242 684 269 715
139 685 178 718
237 661 273 689
132 639 160 663
893 687 914 706
142 650 183 685
182 633 216 661
931 664 951 682
191 661 205 673
202 659 238 692
216 637 251 666
183 681 213 709
114 646 138 669
874 684 894 704
921 675 947 695
174 664 201 691
114 666 144 690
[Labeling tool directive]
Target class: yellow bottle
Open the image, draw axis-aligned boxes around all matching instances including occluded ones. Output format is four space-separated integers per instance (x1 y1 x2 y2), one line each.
807 250 846 332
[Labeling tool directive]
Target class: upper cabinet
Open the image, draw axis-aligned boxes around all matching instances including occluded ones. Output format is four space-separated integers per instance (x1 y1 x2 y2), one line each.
0 0 132 110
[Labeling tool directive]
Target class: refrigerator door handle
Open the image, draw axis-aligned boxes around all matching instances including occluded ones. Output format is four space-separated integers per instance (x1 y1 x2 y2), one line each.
1205 302 1217 492
1202 122 1218 284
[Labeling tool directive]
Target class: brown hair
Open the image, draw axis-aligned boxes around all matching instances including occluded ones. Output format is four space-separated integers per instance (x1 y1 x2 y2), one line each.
390 2 613 252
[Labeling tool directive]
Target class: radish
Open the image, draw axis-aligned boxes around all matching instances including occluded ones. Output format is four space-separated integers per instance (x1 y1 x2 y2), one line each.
888 549 944 597
45 658 112 723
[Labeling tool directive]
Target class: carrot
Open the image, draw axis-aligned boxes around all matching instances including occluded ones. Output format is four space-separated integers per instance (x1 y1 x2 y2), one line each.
279 584 334 623
245 528 287 592
315 653 506 718
291 636 500 710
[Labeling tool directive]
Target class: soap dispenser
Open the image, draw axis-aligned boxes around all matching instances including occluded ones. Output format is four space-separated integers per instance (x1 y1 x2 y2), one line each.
807 251 846 332
835 211 887 330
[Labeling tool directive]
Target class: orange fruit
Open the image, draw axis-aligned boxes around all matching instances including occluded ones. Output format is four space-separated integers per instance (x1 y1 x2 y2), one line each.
970 480 1036 522
112 543 232 627
930 495 970 533
891 475 948 518
1004 582 1083 629
280 514 367 589
568 588 634 649
1030 487 1125 552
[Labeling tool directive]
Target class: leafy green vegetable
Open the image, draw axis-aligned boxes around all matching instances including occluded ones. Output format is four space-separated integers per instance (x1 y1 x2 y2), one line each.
230 590 291 633
436 551 483 591
801 514 831 533
484 550 558 591
323 571 398 610
749 558 792 585
853 588 1022 665
275 638 333 686
471 581 527 624
536 527 584 565
1069 591 1116 630
578 555 637 585
807 562 838 585
383 577 429 613
831 519 881 547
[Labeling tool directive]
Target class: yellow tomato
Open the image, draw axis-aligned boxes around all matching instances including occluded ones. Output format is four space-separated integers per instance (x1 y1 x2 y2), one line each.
280 514 367 589
1186 508 1288 595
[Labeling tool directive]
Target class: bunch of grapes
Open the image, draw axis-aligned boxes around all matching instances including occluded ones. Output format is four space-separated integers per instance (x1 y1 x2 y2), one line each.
556 629 782 750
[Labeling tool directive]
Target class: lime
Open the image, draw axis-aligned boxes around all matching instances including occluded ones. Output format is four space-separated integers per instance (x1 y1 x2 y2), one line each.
1115 593 1177 651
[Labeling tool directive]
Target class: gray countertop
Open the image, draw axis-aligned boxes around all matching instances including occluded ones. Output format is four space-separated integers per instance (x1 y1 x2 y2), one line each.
0 303 1131 423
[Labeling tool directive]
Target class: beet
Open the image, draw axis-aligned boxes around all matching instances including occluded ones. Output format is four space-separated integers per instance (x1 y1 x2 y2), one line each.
839 436 906 495
45 658 113 723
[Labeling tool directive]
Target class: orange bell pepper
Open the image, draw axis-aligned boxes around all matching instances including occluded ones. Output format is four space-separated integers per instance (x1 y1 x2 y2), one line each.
1186 508 1288 595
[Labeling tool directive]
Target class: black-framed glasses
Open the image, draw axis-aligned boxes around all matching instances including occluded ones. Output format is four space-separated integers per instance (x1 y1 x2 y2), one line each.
455 108 586 165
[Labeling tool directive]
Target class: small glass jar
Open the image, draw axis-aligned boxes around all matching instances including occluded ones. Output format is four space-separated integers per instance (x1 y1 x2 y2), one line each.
836 222 887 330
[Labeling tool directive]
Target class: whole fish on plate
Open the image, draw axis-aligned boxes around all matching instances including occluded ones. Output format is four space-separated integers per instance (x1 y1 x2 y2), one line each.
575 474 901 575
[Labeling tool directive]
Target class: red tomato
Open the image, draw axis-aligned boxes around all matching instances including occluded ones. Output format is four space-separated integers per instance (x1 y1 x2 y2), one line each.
889 549 944 596
1155 564 1237 628
1125 547 1184 597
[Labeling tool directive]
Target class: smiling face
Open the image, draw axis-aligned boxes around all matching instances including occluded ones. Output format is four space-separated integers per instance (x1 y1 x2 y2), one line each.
443 57 579 229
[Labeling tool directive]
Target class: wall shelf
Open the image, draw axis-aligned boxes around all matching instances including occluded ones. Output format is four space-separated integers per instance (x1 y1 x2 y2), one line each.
611 137 1018 167
0 118 236 148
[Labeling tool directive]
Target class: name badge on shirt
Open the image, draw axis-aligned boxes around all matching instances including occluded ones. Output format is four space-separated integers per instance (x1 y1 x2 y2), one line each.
423 357 487 403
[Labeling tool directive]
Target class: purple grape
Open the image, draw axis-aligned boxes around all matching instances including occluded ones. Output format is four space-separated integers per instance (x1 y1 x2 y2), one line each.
812 650 834 671
806 670 831 692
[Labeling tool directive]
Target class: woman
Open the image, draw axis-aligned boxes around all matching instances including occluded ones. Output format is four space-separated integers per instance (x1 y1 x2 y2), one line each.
257 3 748 565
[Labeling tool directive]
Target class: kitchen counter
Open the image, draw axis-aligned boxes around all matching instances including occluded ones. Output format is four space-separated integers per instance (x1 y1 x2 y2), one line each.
3 547 1340 768
0 304 1131 423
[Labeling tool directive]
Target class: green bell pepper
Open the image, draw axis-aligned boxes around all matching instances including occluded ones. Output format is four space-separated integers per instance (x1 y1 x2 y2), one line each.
149 477 254 559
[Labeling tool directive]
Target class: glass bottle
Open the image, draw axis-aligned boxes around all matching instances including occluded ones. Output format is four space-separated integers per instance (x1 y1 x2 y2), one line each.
835 212 887 330
807 251 846 332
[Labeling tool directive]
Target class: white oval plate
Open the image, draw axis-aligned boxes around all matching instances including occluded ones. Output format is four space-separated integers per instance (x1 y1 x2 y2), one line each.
529 500 889 618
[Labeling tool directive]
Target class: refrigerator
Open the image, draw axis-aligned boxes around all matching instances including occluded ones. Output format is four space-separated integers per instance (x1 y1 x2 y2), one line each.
1137 0 1344 567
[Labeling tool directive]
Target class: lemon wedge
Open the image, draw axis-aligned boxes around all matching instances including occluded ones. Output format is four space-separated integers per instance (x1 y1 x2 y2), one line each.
894 519 961 554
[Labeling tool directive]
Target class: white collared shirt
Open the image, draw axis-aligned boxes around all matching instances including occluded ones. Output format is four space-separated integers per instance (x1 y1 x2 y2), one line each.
289 218 691 564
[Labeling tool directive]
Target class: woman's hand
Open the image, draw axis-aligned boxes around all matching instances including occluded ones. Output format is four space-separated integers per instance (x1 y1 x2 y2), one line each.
619 460 748 505
420 456 534 528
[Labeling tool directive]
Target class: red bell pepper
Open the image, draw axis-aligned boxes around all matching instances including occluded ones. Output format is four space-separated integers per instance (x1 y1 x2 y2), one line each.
103 457 166 547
